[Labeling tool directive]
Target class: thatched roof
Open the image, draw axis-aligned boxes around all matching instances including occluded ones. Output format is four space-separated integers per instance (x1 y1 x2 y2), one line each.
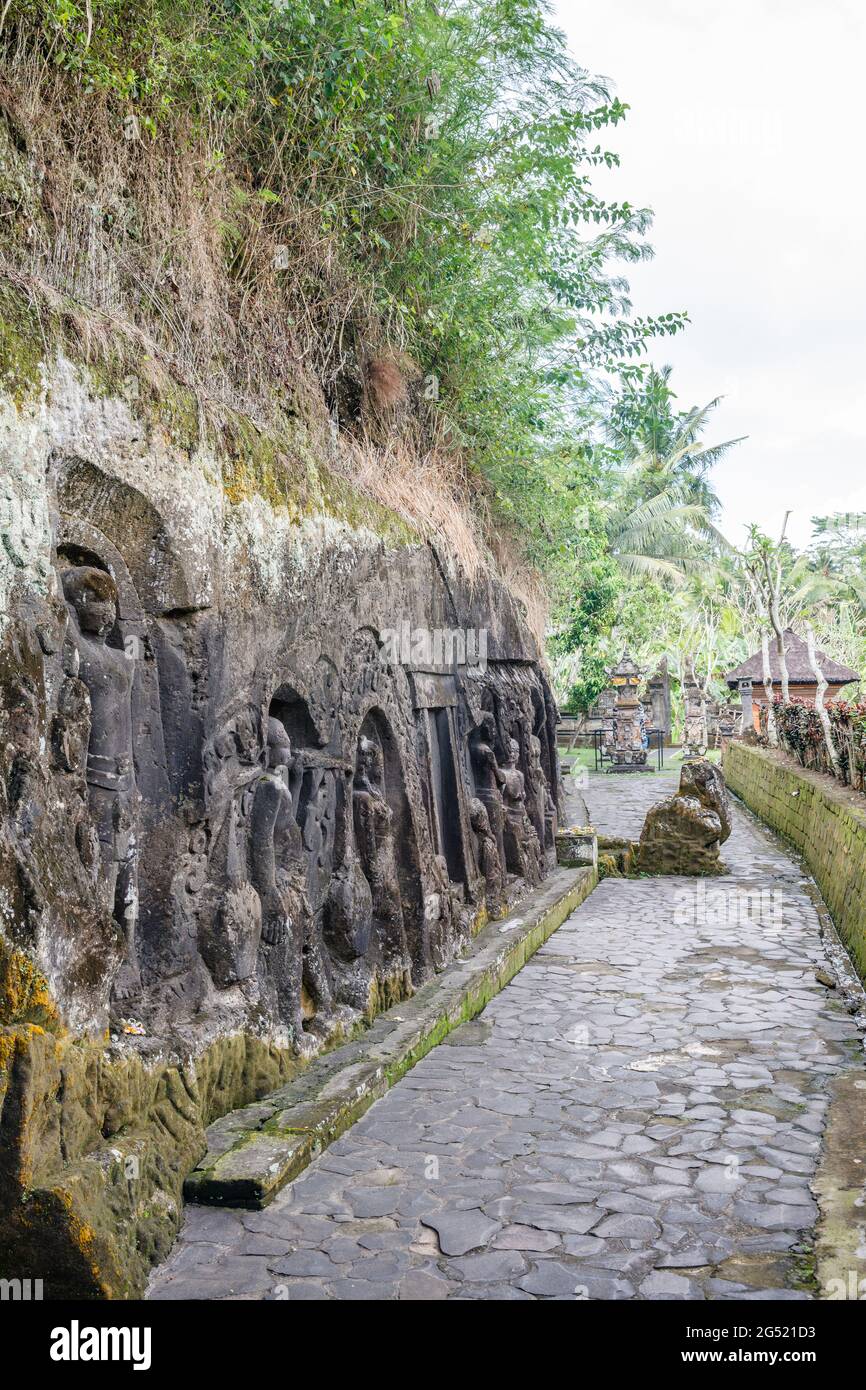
725 629 860 688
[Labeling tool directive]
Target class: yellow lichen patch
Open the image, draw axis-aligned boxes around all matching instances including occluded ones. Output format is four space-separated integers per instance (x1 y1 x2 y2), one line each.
0 1029 18 1103
223 453 303 516
0 933 61 1028
55 1193 97 1262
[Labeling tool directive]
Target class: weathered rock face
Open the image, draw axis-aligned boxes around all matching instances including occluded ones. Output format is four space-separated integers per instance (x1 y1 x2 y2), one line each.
678 758 731 840
0 356 560 1293
634 758 731 876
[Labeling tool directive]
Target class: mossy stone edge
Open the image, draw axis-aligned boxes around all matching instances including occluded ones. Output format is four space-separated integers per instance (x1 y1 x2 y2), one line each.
184 865 597 1209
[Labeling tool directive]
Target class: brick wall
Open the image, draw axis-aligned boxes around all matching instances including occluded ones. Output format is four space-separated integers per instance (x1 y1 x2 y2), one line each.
723 741 866 985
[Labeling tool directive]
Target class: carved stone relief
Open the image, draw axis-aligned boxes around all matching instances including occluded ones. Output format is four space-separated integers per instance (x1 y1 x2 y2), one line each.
60 564 141 998
3 456 563 1052
353 732 411 985
501 737 543 886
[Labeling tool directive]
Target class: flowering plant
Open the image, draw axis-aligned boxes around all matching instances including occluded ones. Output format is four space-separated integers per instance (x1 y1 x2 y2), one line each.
773 696 866 792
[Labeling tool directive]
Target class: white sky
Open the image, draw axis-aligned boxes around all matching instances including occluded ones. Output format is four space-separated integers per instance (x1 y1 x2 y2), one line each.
552 0 866 550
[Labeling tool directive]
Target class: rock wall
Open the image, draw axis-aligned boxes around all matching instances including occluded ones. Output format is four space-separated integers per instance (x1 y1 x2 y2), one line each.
0 353 560 1295
723 741 866 983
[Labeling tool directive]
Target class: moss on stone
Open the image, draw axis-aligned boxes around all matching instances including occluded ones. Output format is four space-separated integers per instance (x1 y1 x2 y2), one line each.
0 933 61 1029
0 270 417 546
0 1021 311 1297
724 742 866 988
220 409 417 545
0 282 46 407
86 349 203 455
789 1243 820 1297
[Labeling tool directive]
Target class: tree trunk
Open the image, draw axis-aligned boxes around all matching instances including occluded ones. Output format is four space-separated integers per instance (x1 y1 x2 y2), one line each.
761 632 777 746
761 549 790 703
805 624 840 775
770 603 789 704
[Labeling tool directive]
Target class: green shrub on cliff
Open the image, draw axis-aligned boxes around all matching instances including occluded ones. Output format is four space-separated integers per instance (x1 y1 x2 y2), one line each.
0 0 686 608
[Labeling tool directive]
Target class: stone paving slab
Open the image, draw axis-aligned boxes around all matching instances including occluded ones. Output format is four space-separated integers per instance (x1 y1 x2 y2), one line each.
184 865 596 1208
148 772 866 1301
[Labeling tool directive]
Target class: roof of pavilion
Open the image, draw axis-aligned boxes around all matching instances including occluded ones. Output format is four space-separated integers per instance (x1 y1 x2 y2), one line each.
725 628 860 688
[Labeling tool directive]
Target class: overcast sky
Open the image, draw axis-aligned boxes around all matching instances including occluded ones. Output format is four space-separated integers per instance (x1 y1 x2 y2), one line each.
553 0 866 550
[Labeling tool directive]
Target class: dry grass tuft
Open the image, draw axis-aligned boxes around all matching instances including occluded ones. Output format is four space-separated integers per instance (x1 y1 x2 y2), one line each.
489 531 550 652
0 46 549 630
364 357 407 413
341 436 488 583
338 436 551 647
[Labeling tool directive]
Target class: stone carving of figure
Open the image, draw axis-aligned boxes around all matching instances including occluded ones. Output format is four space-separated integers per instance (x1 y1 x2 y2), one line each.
61 565 140 997
250 717 333 1047
469 796 504 913
352 734 409 976
526 735 548 846
528 733 557 854
297 763 341 1032
682 685 707 757
501 737 543 886
323 768 371 961
468 713 507 873
325 843 374 963
543 780 558 855
301 768 333 917
424 852 458 971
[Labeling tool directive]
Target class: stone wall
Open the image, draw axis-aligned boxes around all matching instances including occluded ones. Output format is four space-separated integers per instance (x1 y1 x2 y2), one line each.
0 350 561 1295
723 741 866 984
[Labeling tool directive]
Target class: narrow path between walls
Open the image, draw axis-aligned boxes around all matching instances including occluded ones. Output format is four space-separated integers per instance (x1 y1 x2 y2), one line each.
147 771 866 1301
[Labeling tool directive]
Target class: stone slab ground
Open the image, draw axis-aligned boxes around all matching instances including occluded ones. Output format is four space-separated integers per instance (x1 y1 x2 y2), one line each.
147 771 866 1301
182 865 596 1208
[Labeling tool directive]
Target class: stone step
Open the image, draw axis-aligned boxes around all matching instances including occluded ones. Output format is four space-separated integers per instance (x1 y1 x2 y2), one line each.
184 864 596 1208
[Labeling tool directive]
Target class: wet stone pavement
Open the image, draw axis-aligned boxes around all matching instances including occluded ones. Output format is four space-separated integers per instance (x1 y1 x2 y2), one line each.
148 769 864 1301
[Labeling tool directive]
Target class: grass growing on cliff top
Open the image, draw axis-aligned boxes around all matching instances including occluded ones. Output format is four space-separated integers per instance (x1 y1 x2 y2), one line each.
0 0 685 615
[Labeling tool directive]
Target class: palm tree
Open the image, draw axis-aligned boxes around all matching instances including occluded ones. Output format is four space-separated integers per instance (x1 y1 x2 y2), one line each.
607 364 743 516
604 484 717 583
601 366 741 583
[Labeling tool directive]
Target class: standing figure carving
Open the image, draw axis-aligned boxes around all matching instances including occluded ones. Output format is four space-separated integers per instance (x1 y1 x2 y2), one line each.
529 733 557 854
468 713 507 875
526 735 547 846
61 566 140 997
297 763 338 1029
250 717 329 1047
501 737 543 885
469 796 504 913
352 735 409 979
325 844 374 959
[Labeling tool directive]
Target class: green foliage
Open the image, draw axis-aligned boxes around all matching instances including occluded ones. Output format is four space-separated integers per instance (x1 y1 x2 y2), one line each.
2 0 689 585
562 651 609 714
545 371 744 707
775 696 866 793
601 370 741 583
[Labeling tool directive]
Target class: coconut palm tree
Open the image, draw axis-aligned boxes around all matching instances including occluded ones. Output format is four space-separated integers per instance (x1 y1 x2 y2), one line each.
607 364 743 515
604 484 716 582
601 366 741 583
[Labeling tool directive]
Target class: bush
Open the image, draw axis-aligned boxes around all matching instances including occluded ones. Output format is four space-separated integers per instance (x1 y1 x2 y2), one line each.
0 0 685 610
774 696 866 793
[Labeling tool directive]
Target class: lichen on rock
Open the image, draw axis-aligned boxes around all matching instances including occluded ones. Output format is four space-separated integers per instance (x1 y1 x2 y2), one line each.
633 758 732 876
0 343 562 1295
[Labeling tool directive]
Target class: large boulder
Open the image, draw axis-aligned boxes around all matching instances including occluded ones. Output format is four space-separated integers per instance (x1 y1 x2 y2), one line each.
634 757 731 875
678 757 731 841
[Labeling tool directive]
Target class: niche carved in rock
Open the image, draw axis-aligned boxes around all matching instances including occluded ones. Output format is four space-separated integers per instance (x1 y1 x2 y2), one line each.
60 563 141 1000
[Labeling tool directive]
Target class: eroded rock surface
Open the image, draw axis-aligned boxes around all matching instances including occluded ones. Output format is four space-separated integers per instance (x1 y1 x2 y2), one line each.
0 359 561 1293
634 758 731 876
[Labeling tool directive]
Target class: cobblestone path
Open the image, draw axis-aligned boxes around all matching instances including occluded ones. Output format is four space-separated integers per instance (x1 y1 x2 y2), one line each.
148 770 864 1301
